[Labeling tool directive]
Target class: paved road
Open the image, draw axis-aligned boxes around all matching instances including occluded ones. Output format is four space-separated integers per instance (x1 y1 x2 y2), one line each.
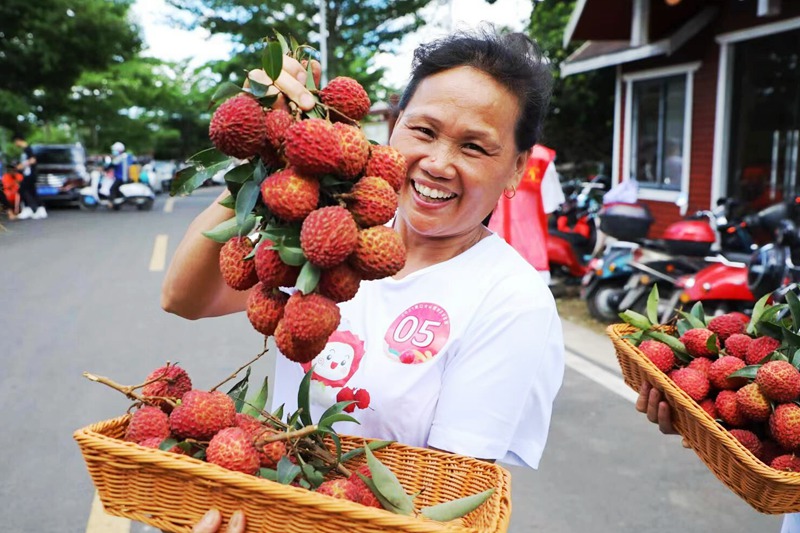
0 188 783 532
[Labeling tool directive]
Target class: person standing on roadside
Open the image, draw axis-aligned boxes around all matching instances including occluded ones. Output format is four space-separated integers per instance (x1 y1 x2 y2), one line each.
13 133 47 220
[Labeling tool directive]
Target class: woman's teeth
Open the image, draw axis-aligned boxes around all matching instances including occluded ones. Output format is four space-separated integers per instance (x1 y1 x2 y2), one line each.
413 182 456 201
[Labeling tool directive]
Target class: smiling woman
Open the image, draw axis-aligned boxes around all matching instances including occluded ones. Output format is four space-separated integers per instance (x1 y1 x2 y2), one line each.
162 31 565 519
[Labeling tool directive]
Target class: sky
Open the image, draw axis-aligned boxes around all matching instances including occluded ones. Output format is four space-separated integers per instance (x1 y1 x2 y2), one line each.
130 0 533 89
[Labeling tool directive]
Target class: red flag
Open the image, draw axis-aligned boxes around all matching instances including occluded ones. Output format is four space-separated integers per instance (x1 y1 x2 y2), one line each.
488 145 556 271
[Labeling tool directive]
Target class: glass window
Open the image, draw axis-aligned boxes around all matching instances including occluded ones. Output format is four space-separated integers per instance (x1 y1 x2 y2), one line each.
630 75 687 190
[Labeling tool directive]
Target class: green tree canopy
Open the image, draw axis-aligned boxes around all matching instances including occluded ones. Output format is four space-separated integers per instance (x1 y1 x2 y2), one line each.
0 0 142 128
168 0 434 100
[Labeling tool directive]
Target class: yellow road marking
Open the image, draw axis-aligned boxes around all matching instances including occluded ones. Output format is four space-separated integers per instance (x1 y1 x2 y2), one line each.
85 491 130 533
163 197 175 213
149 234 169 272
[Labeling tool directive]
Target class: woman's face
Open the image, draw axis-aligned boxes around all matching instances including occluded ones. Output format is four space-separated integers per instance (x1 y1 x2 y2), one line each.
390 66 529 241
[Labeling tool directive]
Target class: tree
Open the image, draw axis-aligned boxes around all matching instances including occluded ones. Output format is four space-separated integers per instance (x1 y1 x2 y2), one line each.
168 0 434 101
0 0 142 129
529 0 615 176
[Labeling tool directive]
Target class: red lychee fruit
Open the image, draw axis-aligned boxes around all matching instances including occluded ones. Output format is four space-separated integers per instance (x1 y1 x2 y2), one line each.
728 429 763 459
770 403 800 450
316 478 360 501
688 357 713 378
138 436 187 454
724 333 753 360
283 118 343 175
274 320 330 364
169 390 236 440
318 263 362 303
141 364 192 410
234 412 264 435
300 206 359 268
761 439 786 466
708 313 747 341
756 361 800 402
699 398 718 419
745 336 781 365
639 340 676 373
668 367 710 401
348 465 381 508
771 454 800 472
349 226 407 280
337 387 356 413
124 406 171 444
264 108 294 150
334 123 370 179
258 141 282 169
282 292 341 342
354 388 370 410
260 167 319 222
708 356 747 390
255 440 287 469
679 328 719 358
365 146 407 192
219 236 259 291
730 311 750 325
246 283 288 336
736 382 772 423
341 176 398 228
319 77 371 122
715 390 747 427
206 427 261 475
254 239 300 289
209 94 267 159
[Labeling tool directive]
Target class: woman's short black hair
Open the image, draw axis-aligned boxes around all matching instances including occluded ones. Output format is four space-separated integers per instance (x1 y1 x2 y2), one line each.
398 27 552 153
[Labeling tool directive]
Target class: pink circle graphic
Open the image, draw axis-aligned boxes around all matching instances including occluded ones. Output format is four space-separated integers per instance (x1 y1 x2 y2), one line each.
384 302 450 364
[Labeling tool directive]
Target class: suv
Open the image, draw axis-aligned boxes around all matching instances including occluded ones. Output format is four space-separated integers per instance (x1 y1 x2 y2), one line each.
32 143 90 205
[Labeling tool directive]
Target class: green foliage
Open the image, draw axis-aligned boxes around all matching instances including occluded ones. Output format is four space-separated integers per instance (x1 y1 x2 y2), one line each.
529 0 614 172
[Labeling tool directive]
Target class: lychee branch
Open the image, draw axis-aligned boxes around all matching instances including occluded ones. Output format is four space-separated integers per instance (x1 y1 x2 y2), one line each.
209 342 269 392
256 424 317 444
82 372 177 408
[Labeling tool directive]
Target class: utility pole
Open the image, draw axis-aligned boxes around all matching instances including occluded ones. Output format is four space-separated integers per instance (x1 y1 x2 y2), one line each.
319 0 328 85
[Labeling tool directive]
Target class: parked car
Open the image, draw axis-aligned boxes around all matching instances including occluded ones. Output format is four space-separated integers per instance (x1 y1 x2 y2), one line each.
32 143 90 206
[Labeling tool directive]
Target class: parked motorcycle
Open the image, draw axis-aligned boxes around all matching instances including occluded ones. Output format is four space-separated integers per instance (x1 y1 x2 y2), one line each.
582 198 754 322
547 175 609 283
79 168 154 211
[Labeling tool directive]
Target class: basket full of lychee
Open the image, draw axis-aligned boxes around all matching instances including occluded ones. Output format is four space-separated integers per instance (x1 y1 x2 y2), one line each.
609 287 800 514
171 34 408 364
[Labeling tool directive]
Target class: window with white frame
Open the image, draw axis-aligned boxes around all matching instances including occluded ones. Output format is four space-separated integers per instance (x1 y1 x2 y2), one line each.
630 74 687 191
622 63 698 204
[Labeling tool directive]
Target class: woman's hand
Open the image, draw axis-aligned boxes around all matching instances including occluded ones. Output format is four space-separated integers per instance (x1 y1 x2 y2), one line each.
635 382 691 448
245 57 321 112
191 509 245 533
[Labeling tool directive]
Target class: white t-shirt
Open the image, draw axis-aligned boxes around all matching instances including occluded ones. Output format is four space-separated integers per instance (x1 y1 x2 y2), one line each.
272 233 565 468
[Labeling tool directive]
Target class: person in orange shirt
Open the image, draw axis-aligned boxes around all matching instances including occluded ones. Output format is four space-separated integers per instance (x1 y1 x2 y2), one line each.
1 163 23 219
488 144 564 284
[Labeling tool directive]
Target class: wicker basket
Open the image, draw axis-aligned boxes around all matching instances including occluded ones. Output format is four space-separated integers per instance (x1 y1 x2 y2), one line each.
608 323 800 514
74 416 511 532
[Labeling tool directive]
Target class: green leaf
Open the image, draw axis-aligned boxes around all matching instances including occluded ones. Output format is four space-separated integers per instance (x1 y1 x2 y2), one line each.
782 326 800 352
287 409 302 429
340 440 394 464
300 461 326 489
420 489 496 522
272 404 285 421
318 426 343 459
622 330 643 343
193 449 207 460
188 146 230 167
259 468 278 481
618 310 653 331
676 310 706 330
747 293 773 335
276 244 306 266
224 162 255 184
756 321 784 340
158 438 179 452
676 319 691 337
235 180 261 228
276 456 302 484
319 412 360 429
275 32 290 55
787 291 800 332
356 473 409 515
646 285 659 325
792 349 800 368
202 214 257 243
729 365 760 380
317 400 354 425
298 368 313 428
242 376 269 418
254 159 269 186
706 332 720 356
257 94 279 110
172 156 231 197
296 261 321 294
263 40 284 83
261 225 302 244
210 81 242 106
690 301 706 325
305 58 317 90
289 35 301 54
218 194 236 209
246 76 270 98
643 330 691 362
364 445 415 514
319 175 353 188
227 367 251 413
